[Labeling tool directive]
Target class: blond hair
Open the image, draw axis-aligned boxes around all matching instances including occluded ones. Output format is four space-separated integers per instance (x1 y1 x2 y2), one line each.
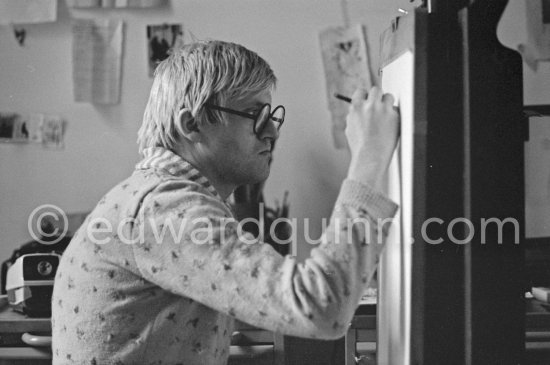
137 40 277 153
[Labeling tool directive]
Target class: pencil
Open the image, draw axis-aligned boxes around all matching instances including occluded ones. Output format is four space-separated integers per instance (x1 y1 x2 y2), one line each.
334 93 353 103
334 93 399 112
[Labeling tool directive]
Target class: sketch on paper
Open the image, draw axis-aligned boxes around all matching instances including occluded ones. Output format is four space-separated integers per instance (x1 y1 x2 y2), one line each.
525 117 550 238
319 24 373 149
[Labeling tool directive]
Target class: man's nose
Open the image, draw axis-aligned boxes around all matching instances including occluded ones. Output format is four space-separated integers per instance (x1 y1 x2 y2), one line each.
259 119 280 140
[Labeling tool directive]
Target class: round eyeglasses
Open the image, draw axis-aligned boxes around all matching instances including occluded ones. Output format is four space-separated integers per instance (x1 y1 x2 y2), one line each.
204 102 285 137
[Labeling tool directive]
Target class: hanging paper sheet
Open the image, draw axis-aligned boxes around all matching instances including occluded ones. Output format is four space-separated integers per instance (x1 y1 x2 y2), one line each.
319 24 373 149
0 0 57 25
72 18 124 105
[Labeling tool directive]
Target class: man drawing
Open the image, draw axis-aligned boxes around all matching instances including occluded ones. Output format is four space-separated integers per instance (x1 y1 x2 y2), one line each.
52 40 399 364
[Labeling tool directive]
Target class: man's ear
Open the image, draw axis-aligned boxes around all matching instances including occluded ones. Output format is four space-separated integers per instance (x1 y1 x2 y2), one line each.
177 108 201 142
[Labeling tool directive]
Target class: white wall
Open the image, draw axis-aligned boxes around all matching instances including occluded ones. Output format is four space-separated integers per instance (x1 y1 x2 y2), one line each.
0 0 408 262
1 0 547 263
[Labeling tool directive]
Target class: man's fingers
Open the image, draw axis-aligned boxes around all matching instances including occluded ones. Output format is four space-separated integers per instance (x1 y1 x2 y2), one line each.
350 87 396 113
381 93 395 108
351 88 369 106
367 86 383 102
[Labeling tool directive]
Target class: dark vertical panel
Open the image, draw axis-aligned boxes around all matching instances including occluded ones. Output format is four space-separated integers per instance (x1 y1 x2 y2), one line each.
461 1 525 364
427 0 468 15
409 11 429 363
410 7 466 365
543 0 550 24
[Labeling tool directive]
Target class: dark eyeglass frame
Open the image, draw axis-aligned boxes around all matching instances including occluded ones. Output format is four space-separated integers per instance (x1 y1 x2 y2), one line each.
203 102 285 137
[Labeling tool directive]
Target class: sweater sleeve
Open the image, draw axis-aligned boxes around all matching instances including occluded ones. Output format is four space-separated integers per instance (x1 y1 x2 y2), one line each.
131 178 397 340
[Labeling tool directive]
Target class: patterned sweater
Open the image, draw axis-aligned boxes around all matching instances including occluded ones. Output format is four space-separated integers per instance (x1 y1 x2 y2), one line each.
51 147 397 365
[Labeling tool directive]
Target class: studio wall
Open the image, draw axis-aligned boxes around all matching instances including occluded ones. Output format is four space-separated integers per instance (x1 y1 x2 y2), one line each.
0 0 547 264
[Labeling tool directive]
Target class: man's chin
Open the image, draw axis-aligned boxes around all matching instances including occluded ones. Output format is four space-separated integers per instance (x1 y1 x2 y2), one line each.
247 170 270 185
260 167 271 181
251 175 269 185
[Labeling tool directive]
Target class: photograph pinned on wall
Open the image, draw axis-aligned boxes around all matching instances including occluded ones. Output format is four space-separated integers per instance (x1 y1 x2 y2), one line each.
42 115 66 149
12 114 31 142
319 24 373 149
0 113 18 141
147 24 189 77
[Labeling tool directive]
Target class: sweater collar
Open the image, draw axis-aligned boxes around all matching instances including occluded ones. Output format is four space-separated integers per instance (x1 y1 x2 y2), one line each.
136 147 222 200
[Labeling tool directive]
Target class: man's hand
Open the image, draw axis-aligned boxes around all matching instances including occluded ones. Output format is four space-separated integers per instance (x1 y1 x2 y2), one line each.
345 86 400 190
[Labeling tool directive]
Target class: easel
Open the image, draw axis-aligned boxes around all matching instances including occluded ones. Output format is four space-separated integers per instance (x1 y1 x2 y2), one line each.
371 1 525 364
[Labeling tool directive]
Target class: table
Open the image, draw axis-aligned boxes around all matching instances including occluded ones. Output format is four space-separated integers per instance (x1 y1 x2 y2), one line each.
2 300 549 364
0 302 51 362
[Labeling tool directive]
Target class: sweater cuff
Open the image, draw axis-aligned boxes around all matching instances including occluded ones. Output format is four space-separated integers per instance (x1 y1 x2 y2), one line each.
336 179 398 220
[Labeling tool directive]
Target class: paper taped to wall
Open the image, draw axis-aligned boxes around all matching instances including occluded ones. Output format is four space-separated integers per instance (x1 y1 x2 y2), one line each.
42 115 66 149
67 0 164 8
319 24 373 149
0 112 65 148
72 18 124 105
0 0 57 25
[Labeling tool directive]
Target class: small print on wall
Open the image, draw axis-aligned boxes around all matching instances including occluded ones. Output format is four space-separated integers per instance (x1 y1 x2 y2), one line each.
147 23 186 77
0 113 34 142
0 112 65 148
42 116 66 149
0 113 18 140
